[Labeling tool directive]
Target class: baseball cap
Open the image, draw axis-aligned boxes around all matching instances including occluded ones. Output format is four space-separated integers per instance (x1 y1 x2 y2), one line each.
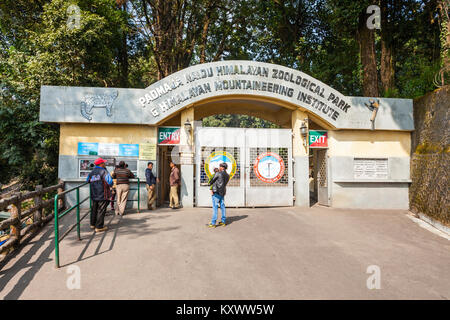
94 158 106 165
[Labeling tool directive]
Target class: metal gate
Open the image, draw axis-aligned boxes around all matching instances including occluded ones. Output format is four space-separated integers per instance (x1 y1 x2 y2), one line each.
317 149 330 206
195 127 293 207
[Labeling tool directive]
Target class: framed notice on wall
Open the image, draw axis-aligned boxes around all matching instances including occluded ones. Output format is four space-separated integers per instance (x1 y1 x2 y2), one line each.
139 143 156 160
353 158 388 179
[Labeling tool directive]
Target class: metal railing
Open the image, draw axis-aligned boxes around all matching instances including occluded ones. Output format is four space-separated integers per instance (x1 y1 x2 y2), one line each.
127 178 141 214
53 178 140 268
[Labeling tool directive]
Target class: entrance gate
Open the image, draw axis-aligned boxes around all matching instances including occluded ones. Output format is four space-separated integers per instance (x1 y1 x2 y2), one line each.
195 127 293 207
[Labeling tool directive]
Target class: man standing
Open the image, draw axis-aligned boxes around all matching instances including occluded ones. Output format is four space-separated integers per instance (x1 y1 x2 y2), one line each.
86 158 113 232
169 161 180 209
208 163 230 228
111 161 135 216
145 162 159 210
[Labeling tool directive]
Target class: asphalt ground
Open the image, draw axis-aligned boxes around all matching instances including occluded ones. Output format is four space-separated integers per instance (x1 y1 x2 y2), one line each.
0 206 449 299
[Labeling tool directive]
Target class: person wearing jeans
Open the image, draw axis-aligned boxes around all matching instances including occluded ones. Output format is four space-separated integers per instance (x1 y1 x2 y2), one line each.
211 193 226 226
208 162 230 228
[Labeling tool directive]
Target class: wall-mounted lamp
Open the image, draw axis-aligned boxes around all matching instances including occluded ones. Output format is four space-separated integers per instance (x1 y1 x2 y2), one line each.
184 119 192 134
300 119 308 147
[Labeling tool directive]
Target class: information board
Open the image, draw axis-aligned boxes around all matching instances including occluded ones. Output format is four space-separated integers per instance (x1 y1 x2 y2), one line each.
353 158 388 179
139 143 157 160
78 142 139 157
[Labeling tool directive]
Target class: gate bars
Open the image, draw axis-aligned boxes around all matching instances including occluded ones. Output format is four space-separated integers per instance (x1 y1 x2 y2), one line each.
53 178 140 268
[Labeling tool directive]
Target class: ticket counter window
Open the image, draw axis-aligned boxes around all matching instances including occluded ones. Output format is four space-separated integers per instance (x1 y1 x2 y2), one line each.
79 158 137 178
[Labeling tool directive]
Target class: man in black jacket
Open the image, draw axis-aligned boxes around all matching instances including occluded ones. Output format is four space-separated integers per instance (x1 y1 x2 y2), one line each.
208 162 230 228
86 158 113 232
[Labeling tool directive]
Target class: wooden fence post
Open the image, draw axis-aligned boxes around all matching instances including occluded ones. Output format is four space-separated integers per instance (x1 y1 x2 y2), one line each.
10 192 21 248
34 185 43 227
57 180 65 212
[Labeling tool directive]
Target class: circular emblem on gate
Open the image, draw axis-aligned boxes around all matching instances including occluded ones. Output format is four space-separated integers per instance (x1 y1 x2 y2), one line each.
205 151 237 180
253 152 285 183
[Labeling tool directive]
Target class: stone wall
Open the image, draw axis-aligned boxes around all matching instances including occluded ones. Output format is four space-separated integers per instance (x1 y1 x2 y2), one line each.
410 86 450 226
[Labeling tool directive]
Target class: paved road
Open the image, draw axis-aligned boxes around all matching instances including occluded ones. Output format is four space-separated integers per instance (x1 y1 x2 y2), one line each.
0 206 449 299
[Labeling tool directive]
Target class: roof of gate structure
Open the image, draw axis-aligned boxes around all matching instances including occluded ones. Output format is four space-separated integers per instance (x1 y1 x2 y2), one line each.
39 60 414 131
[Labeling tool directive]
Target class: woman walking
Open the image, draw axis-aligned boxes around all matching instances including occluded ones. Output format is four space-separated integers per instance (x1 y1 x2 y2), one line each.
112 161 135 216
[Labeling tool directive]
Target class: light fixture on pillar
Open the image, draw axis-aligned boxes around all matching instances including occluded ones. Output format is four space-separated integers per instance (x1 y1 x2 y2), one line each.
300 119 308 147
184 119 192 134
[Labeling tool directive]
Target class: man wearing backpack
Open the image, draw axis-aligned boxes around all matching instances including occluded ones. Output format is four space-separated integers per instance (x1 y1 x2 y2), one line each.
86 158 113 232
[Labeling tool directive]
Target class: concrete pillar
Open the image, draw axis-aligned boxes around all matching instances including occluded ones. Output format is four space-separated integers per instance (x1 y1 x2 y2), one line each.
179 107 195 207
292 109 310 207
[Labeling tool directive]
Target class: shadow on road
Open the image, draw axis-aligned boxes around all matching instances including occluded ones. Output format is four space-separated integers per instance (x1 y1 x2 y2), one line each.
226 215 248 225
0 226 55 300
62 212 179 267
0 210 179 298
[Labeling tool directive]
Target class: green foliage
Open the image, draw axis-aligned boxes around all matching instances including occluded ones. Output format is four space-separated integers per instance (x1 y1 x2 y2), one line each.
397 56 441 98
202 114 279 129
0 0 445 188
0 0 130 188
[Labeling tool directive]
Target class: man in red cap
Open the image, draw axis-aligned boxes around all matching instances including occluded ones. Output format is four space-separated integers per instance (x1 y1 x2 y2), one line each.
86 158 113 232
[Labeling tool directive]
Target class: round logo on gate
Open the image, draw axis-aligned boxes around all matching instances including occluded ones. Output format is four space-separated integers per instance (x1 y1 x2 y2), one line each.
253 152 285 183
205 151 236 180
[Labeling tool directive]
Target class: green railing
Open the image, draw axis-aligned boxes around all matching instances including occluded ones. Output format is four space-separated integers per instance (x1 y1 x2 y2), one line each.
53 178 140 268
128 178 141 214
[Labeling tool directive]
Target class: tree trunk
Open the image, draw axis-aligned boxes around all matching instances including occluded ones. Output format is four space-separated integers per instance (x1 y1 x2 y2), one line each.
357 9 379 97
437 0 450 68
118 26 129 86
380 0 395 95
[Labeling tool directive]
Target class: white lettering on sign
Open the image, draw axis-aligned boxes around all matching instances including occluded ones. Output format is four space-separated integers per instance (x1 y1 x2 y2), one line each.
159 131 180 141
137 63 352 124
310 135 326 144
139 77 183 106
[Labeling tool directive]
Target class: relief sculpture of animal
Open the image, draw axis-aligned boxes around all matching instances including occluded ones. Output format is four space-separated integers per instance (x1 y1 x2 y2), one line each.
364 99 380 130
80 90 118 120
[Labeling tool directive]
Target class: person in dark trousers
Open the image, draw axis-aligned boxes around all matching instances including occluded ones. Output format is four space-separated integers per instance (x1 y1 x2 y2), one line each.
111 161 135 216
145 162 159 210
208 162 230 228
110 165 119 213
86 158 113 232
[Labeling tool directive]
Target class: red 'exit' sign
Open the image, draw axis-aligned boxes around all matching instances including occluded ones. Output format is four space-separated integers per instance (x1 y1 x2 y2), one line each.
309 130 328 148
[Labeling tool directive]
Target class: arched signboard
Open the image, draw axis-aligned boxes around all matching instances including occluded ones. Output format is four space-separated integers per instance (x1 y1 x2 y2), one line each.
138 61 351 128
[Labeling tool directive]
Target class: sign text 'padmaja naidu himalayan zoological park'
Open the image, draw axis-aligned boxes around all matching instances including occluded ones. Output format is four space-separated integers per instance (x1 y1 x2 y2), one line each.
138 61 352 125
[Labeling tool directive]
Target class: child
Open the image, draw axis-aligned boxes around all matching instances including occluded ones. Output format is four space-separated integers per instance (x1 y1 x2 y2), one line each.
209 167 220 208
